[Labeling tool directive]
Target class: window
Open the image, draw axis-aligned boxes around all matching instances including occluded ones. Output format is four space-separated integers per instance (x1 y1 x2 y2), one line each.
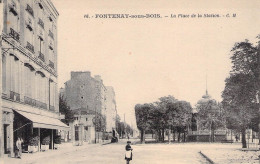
2 55 6 92
25 4 34 17
25 17 34 53
85 118 88 121
38 18 44 29
10 54 19 94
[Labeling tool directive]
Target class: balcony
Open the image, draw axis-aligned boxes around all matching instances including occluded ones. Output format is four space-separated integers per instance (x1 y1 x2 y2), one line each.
10 91 20 102
49 60 54 69
26 4 34 17
49 30 54 39
38 18 44 29
26 42 34 53
49 105 55 111
38 52 45 62
9 28 20 42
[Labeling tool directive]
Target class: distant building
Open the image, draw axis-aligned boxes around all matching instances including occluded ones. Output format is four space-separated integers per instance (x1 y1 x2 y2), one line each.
105 86 117 133
188 90 226 142
63 71 109 143
0 0 68 157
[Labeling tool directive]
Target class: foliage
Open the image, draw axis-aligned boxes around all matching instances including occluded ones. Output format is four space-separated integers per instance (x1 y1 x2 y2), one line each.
222 36 260 148
135 95 192 143
59 95 74 125
93 113 106 132
42 136 50 145
29 136 40 146
54 135 61 144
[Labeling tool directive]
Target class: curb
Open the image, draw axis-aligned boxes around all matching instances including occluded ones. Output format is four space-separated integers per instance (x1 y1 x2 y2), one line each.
199 151 215 164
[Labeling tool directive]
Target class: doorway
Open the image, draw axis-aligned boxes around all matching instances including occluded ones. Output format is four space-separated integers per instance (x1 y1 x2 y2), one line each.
4 124 9 154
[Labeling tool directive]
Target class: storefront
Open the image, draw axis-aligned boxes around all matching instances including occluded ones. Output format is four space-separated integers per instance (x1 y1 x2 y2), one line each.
14 110 69 151
2 109 69 157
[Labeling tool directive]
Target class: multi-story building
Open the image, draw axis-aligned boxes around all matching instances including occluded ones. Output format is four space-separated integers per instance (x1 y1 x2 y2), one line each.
105 86 117 133
64 71 107 143
0 0 68 157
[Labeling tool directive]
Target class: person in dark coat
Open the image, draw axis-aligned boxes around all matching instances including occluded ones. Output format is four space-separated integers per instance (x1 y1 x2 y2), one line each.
125 141 133 164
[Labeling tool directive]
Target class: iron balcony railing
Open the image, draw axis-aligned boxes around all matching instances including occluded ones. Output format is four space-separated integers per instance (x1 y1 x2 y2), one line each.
10 91 20 102
38 18 44 29
9 28 20 41
38 52 45 62
26 42 34 53
26 4 34 17
49 60 54 69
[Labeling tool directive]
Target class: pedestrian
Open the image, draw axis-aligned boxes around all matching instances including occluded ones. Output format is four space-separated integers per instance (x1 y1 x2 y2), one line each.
16 137 23 159
235 135 239 142
125 141 133 164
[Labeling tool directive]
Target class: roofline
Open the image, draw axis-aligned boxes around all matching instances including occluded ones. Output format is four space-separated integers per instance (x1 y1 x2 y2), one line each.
46 0 59 17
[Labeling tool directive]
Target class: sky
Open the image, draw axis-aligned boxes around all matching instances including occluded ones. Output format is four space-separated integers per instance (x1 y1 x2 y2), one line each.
51 0 260 127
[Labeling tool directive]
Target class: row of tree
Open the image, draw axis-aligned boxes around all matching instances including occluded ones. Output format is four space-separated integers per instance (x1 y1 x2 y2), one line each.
135 96 193 143
115 114 134 138
221 36 260 148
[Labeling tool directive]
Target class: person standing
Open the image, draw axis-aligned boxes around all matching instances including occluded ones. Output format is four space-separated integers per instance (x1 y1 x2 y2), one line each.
16 137 23 159
125 141 133 164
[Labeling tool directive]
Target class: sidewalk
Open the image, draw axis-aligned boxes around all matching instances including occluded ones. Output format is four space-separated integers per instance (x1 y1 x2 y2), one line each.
0 141 110 164
200 143 260 164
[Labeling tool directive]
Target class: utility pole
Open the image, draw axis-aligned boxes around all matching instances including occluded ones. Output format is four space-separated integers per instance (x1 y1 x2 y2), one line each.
124 113 126 139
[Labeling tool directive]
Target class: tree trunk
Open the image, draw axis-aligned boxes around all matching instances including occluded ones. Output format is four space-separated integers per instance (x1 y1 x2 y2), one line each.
158 130 161 142
241 128 247 148
141 129 145 144
162 129 165 142
168 127 171 144
184 132 186 142
173 131 175 142
178 132 181 142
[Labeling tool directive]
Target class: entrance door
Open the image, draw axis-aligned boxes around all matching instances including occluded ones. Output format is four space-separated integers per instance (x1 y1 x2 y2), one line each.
4 124 8 154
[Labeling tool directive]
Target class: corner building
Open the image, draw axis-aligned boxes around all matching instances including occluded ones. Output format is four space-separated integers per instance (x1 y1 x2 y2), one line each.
0 0 68 157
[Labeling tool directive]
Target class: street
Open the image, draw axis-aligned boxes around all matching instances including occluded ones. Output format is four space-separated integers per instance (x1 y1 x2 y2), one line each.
2 140 212 164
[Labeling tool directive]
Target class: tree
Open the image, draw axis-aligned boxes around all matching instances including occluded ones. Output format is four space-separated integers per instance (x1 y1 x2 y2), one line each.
135 103 152 143
222 73 258 148
221 36 260 148
59 95 74 125
229 38 260 141
155 96 177 142
172 101 192 142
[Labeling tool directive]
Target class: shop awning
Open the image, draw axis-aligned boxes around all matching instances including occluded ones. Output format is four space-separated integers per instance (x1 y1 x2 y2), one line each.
15 110 70 131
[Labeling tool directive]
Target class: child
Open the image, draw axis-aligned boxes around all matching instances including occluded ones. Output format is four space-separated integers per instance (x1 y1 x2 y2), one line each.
125 141 133 164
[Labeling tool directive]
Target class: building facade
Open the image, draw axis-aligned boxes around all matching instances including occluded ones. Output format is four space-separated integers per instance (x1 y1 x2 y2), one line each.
0 0 68 157
105 86 117 133
64 71 108 143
